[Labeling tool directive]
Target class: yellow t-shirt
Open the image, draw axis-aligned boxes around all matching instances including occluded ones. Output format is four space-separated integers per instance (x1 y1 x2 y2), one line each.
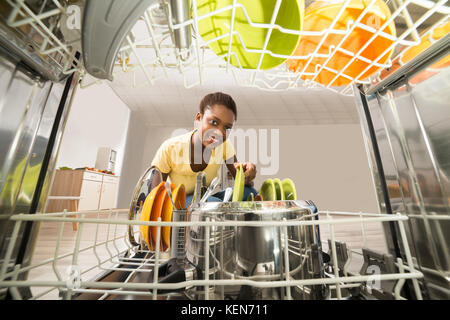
151 130 236 195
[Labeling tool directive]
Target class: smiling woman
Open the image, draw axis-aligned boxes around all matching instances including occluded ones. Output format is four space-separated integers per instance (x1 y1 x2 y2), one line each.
151 92 257 206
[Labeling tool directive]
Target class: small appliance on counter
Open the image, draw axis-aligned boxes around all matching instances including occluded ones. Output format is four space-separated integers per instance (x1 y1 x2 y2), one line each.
95 147 117 173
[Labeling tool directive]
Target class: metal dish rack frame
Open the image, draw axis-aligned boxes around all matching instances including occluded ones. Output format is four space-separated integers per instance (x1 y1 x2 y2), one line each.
4 0 83 77
4 0 450 94
0 208 424 300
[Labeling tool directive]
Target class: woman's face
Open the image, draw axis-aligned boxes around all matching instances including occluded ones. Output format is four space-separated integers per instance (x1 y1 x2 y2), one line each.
196 104 235 147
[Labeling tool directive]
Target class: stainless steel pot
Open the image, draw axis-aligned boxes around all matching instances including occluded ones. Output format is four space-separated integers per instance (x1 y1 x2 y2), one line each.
185 200 326 299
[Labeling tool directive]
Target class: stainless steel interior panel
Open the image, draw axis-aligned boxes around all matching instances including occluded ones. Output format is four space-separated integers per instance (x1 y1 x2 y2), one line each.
368 94 405 214
355 41 450 298
35 74 80 215
409 67 450 208
405 68 450 298
354 90 384 214
0 45 79 298
375 87 419 262
361 94 407 257
0 65 50 214
354 89 405 267
378 78 449 297
0 59 51 298
12 77 71 277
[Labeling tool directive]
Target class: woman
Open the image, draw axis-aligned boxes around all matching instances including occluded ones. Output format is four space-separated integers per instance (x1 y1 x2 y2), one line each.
151 92 257 206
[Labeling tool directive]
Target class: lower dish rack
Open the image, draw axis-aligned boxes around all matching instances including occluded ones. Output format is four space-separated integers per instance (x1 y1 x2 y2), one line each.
0 206 423 300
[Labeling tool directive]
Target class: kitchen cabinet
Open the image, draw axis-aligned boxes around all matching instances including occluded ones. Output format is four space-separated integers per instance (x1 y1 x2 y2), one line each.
78 174 102 211
99 175 119 209
46 170 119 212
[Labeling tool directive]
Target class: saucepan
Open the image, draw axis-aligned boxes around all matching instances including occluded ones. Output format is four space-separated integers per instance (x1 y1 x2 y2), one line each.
184 200 327 299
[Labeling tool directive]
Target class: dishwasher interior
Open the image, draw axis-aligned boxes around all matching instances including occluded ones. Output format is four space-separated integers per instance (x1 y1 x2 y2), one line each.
0 0 449 300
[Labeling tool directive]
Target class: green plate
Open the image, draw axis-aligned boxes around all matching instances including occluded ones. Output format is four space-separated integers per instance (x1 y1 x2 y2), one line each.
282 178 297 200
259 179 276 201
197 0 304 70
273 178 284 200
232 164 245 201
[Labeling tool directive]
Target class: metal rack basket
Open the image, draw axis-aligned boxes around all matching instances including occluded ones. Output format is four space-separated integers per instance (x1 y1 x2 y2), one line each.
3 0 449 94
0 206 424 300
83 0 449 95
2 0 84 81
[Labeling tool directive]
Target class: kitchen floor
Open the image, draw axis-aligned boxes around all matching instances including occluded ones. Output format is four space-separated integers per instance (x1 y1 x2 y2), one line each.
27 210 130 299
26 210 387 300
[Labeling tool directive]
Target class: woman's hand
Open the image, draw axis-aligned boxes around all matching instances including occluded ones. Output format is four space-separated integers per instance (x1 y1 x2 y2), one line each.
234 162 256 186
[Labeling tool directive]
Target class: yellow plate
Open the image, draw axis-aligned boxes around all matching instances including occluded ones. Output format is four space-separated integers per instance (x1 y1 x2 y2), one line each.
161 184 186 251
139 182 165 250
282 178 297 200
197 0 304 70
150 182 168 250
232 163 245 201
287 0 396 86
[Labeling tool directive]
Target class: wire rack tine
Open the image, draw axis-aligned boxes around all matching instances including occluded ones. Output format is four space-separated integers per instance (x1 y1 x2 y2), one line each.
226 0 238 73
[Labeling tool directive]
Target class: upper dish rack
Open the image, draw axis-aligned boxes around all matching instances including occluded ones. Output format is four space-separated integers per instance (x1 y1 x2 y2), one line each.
3 0 449 95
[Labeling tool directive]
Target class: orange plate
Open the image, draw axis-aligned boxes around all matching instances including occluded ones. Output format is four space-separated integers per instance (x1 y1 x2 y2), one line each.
150 182 168 250
287 0 396 87
161 184 186 251
139 182 165 250
160 183 176 252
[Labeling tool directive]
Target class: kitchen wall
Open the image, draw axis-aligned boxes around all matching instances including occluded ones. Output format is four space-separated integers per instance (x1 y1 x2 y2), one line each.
116 111 155 209
56 82 130 184
117 121 379 213
247 124 379 213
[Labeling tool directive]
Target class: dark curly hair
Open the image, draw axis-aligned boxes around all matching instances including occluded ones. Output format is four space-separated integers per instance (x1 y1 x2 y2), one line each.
199 92 237 120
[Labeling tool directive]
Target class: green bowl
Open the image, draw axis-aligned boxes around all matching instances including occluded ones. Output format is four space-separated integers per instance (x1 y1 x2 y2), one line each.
259 179 276 201
282 178 297 200
197 0 304 70
273 178 285 200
